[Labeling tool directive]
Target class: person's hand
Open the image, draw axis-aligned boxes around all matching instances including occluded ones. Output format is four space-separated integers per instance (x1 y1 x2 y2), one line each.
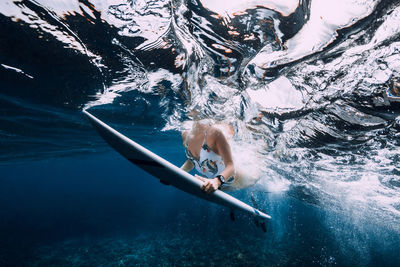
195 175 221 194
194 174 207 182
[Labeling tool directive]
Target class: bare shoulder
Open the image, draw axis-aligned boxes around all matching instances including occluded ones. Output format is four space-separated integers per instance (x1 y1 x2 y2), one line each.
207 125 226 145
208 125 223 137
209 124 232 139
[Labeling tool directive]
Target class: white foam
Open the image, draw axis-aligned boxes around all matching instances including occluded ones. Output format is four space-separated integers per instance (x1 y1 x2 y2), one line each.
200 0 299 17
247 0 378 73
246 76 304 110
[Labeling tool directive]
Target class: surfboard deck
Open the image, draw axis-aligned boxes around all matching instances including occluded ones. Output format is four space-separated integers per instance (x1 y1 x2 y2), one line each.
83 110 271 220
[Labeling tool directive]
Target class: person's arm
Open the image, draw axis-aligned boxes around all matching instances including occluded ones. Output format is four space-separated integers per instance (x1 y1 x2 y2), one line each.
213 128 235 180
180 130 194 172
181 159 194 172
201 127 235 193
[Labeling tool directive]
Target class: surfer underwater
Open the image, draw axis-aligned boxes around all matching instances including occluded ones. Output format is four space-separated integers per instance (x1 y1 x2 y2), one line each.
181 120 261 194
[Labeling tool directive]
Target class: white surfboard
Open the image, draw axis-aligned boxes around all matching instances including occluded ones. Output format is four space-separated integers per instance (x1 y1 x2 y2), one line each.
83 110 271 221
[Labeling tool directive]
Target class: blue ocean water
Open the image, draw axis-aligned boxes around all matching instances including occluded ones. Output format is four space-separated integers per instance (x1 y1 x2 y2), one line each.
1 144 399 266
1 0 400 265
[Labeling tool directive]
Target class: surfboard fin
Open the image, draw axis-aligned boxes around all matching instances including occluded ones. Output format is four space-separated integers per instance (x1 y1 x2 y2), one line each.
160 180 170 186
253 216 267 232
254 217 260 227
260 221 267 232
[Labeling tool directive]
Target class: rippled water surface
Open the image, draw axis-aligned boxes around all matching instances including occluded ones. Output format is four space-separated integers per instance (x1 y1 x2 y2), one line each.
1 0 400 265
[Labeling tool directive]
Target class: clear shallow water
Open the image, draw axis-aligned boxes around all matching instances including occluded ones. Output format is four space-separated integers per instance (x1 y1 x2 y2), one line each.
1 0 400 265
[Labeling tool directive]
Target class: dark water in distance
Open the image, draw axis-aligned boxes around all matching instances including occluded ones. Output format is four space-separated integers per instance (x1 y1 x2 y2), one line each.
1 0 400 265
